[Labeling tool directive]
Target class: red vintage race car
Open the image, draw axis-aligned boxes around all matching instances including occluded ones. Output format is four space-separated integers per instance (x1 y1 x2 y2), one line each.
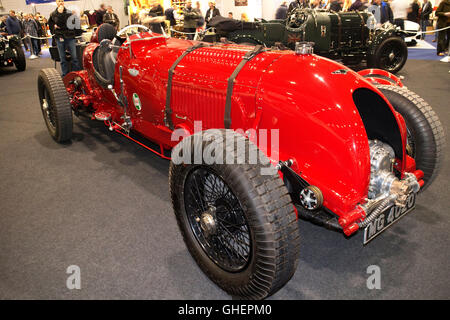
37 24 445 299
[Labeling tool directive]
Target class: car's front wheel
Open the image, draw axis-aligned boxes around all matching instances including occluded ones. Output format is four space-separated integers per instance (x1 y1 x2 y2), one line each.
37 68 73 143
368 37 408 74
169 130 300 299
12 45 26 71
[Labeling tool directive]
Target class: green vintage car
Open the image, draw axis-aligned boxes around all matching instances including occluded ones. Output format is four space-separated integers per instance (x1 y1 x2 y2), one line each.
0 35 26 71
204 9 408 73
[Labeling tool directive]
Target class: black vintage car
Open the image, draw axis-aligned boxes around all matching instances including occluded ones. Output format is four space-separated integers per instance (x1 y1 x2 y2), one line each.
204 9 408 73
0 34 26 71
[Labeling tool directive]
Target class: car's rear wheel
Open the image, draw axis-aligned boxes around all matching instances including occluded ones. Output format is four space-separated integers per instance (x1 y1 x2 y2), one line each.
377 85 445 190
37 68 73 142
367 37 407 74
12 45 26 71
169 130 300 299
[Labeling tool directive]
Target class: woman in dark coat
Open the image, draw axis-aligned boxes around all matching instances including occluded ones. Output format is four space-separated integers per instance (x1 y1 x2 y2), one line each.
407 0 420 23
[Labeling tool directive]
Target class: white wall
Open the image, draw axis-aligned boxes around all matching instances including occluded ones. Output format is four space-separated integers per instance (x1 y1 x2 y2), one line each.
262 0 284 20
217 0 262 21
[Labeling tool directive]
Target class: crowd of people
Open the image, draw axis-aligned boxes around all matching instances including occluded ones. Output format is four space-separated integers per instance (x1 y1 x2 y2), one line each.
0 0 449 64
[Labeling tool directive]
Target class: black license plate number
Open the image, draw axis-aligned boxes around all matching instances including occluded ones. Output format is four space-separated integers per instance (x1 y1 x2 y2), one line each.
363 193 416 245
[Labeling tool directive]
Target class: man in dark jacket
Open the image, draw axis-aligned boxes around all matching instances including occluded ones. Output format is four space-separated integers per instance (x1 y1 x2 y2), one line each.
95 4 107 26
205 1 221 25
6 10 22 36
407 0 420 23
436 0 450 55
48 0 81 76
372 0 394 24
165 5 178 27
103 6 120 29
183 1 199 40
276 2 288 20
420 0 433 39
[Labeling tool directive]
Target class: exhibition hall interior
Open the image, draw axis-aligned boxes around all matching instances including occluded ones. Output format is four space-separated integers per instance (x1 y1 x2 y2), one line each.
0 0 448 300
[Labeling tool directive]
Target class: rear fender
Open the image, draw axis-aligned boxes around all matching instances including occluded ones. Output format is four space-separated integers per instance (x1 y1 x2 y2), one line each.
358 69 404 87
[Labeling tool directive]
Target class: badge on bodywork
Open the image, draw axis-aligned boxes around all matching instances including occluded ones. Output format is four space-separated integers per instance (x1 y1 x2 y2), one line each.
321 26 327 37
128 68 139 77
133 93 142 111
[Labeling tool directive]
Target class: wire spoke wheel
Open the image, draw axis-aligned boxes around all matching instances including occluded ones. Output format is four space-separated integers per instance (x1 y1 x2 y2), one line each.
170 129 300 299
41 88 57 130
37 68 73 142
379 42 403 71
184 166 251 272
368 36 407 73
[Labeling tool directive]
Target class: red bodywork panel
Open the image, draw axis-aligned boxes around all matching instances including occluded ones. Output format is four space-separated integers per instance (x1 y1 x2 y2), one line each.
64 32 415 230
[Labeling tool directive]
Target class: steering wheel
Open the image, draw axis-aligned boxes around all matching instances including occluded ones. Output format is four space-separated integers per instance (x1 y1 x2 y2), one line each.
116 24 150 37
113 24 151 46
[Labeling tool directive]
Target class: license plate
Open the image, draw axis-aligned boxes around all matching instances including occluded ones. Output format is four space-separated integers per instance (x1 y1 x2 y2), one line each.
363 193 416 245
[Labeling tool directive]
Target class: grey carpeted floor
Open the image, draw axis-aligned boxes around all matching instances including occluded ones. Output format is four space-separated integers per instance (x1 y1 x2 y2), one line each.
0 56 449 300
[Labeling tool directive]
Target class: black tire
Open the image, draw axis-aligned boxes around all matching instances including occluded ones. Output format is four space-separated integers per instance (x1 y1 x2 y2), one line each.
169 130 300 299
37 68 73 143
12 45 26 71
377 85 445 190
367 36 408 74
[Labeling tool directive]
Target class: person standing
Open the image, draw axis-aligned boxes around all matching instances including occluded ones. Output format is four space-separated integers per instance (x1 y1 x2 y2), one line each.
183 1 199 40
5 10 22 36
34 14 44 54
150 0 165 31
205 2 220 25
48 0 81 76
436 0 450 55
95 4 107 26
276 2 288 20
165 4 178 27
391 0 410 29
103 6 120 30
195 1 205 28
407 0 420 23
23 14 40 59
371 0 394 24
420 0 433 39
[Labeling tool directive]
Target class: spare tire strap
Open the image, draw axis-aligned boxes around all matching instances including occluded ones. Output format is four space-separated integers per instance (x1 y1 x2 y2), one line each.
224 45 265 129
165 42 211 130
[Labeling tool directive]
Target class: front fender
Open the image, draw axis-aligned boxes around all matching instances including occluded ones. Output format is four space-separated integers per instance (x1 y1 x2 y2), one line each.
254 53 406 217
368 28 398 55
